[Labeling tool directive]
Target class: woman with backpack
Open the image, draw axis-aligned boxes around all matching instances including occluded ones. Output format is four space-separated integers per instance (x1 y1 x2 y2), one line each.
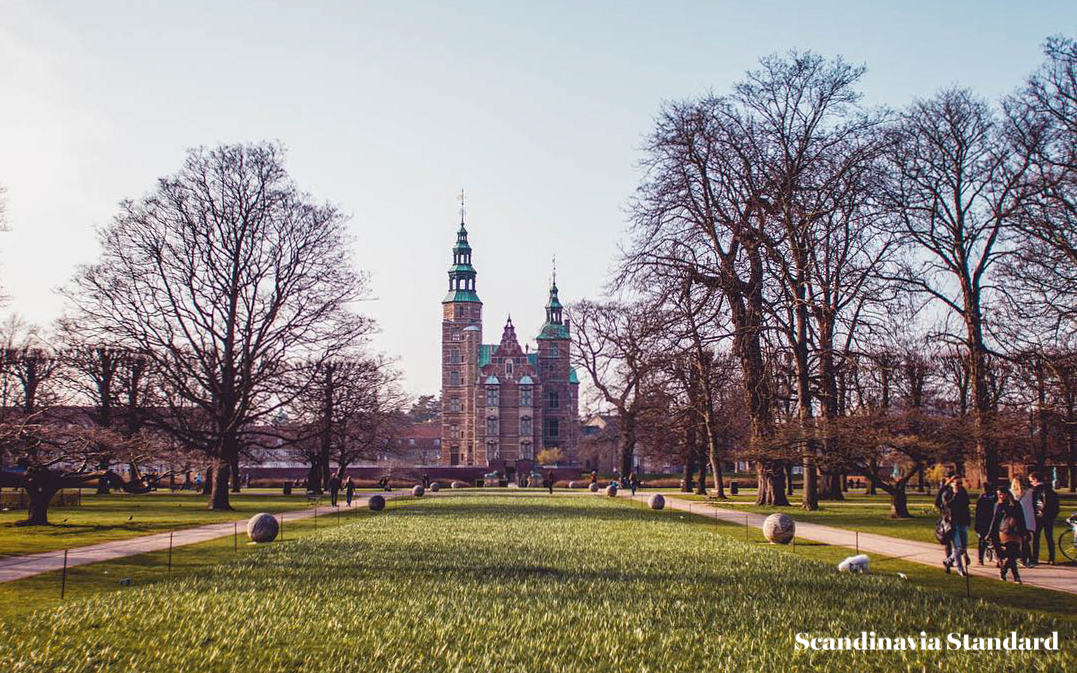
989 488 1027 583
974 484 998 566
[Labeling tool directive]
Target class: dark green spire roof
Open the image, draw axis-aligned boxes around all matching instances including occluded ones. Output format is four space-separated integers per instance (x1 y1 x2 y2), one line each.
444 217 480 304
536 278 568 340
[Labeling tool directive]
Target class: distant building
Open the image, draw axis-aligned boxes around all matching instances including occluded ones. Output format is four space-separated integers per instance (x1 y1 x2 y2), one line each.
439 214 579 481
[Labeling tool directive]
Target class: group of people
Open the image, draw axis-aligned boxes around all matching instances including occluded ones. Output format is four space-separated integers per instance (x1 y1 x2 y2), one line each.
325 474 357 506
935 471 1061 584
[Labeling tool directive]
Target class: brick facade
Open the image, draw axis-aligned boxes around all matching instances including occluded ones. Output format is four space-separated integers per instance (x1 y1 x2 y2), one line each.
439 218 578 480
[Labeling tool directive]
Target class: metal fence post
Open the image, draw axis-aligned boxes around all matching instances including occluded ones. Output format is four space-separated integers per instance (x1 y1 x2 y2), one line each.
168 532 173 572
744 512 749 541
855 531 859 555
60 549 68 599
234 521 238 552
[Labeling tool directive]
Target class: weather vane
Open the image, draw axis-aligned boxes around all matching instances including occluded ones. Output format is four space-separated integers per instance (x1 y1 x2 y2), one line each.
457 188 466 224
552 252 557 286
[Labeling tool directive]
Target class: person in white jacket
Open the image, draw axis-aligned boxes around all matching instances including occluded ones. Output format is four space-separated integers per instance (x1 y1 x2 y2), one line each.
1011 476 1037 566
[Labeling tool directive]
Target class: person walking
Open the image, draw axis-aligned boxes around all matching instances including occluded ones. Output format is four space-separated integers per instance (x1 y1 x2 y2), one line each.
939 475 971 575
547 470 555 495
1030 471 1060 565
344 476 356 507
934 476 955 570
328 473 342 507
1011 477 1037 567
590 470 598 486
629 471 639 497
989 488 1027 583
974 484 997 566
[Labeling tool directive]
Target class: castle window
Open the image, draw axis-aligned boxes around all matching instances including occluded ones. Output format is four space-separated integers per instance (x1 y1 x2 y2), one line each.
486 417 498 435
453 333 461 341
545 418 559 438
487 441 499 460
520 416 532 435
486 387 499 407
520 387 533 407
450 371 461 386
549 345 559 358
449 348 460 364
547 390 559 409
521 441 532 459
506 359 513 375
449 397 461 413
449 424 460 439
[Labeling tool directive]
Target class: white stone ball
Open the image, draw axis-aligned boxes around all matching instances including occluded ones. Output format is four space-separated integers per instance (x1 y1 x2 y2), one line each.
368 494 385 511
606 483 618 497
589 482 600 492
451 481 464 489
763 513 796 544
412 485 425 497
648 494 665 510
430 482 440 492
568 481 577 489
246 513 279 543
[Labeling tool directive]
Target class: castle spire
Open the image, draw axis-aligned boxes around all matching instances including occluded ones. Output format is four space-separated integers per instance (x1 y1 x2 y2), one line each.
537 267 568 340
444 195 480 304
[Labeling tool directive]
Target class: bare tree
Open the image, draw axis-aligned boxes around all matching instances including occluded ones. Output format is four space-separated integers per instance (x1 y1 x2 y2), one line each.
569 300 666 476
288 354 407 491
64 143 371 510
881 88 1030 486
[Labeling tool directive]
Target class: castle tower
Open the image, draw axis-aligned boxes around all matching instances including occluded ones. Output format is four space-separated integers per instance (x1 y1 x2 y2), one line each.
535 275 578 458
441 216 482 466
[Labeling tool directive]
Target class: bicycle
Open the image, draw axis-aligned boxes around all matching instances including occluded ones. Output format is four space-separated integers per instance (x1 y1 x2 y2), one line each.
1058 512 1077 563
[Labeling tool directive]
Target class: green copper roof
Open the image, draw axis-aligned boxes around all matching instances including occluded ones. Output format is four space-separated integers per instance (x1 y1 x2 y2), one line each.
546 282 563 309
479 344 494 367
536 322 570 340
527 352 538 366
454 223 471 251
443 289 481 304
449 263 476 273
569 367 579 384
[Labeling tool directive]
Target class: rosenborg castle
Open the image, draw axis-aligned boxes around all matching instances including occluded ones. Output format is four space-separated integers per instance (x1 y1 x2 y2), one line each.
439 216 579 480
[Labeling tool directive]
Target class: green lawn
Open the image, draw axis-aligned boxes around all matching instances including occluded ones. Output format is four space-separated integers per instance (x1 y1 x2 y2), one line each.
1 493 1072 672
0 491 349 557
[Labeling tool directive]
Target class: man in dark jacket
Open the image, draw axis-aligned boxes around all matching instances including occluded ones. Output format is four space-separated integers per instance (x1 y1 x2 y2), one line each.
328 474 342 507
974 485 997 565
939 475 971 575
1030 471 1060 565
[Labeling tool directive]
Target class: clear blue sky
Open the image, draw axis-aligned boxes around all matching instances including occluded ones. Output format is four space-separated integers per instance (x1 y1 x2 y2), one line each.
0 1 1073 397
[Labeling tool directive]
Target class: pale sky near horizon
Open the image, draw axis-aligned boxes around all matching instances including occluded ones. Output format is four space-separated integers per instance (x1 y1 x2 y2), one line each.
1 1 1074 399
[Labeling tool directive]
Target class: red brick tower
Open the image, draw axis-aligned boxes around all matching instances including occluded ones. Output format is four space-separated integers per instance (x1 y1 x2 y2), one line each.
440 216 481 466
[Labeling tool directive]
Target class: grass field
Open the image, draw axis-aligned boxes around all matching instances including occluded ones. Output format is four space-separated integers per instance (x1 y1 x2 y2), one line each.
1 493 1072 672
0 491 347 557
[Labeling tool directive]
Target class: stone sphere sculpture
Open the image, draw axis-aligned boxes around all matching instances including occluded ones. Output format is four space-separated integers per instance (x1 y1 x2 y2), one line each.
648 493 665 510
368 494 385 511
430 482 440 492
762 513 796 544
568 481 577 489
246 513 279 543
589 482 600 493
412 484 425 497
605 483 618 497
451 481 464 489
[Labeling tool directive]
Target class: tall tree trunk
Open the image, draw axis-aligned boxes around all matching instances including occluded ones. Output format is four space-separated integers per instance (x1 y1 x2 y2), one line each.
682 457 694 493
209 458 233 510
710 450 725 498
755 462 790 506
201 464 213 496
23 483 57 526
889 485 911 519
695 446 707 496
786 463 795 496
